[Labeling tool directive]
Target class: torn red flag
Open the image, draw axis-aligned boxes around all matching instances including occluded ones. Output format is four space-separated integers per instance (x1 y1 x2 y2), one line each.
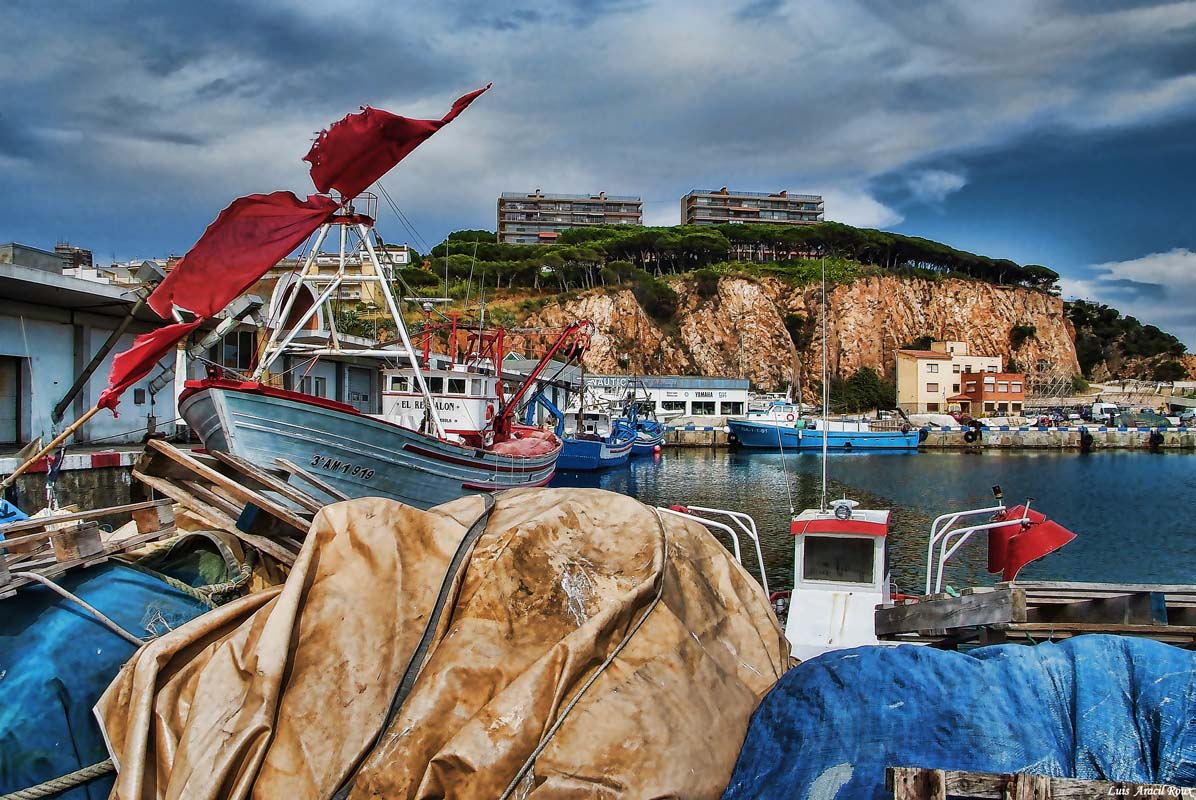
97 319 203 414
987 505 1077 582
304 84 491 200
147 192 338 319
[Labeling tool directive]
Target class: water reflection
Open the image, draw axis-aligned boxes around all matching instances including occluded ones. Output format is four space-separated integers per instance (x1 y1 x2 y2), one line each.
552 449 1196 591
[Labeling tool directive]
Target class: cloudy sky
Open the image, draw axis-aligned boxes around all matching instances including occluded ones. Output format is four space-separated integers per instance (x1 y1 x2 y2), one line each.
2 0 1194 344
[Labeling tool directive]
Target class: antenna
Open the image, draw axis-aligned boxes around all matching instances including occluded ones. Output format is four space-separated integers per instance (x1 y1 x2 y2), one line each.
820 256 829 513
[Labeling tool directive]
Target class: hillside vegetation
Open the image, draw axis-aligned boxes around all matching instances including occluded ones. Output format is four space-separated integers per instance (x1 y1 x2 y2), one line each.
1066 300 1189 381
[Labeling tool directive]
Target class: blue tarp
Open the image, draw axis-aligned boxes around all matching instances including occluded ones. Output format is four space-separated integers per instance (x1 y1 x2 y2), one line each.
723 636 1196 799
0 564 211 799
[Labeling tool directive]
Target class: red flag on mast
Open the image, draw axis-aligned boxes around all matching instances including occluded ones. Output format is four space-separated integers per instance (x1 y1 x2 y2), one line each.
148 192 338 319
97 319 203 413
304 84 491 200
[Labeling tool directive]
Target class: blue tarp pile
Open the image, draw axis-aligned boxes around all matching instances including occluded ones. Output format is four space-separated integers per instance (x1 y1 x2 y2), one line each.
0 564 211 799
723 636 1196 799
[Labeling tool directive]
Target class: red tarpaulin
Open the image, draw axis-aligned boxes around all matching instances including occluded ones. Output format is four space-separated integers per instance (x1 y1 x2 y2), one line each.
147 192 338 319
987 505 1077 582
304 84 491 200
97 319 203 413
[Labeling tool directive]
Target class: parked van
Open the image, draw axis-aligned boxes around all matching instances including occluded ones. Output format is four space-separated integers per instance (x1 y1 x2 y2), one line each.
1090 401 1120 423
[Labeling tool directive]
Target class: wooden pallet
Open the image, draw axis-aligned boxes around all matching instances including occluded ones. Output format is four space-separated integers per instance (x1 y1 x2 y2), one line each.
876 581 1196 648
0 498 176 599
887 767 1179 799
131 440 342 567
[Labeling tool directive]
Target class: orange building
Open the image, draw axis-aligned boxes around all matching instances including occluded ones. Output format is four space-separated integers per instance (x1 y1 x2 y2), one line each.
948 371 1026 417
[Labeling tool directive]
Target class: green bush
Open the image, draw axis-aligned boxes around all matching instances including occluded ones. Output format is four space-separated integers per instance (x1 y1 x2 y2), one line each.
1009 323 1037 349
631 270 679 321
694 268 720 299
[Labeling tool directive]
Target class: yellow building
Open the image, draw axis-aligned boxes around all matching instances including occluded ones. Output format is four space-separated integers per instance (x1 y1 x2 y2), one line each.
896 341 1003 413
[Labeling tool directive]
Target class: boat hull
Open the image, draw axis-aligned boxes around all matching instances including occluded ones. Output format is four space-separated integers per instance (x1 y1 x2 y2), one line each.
180 385 558 510
557 436 634 471
727 419 920 450
630 421 665 455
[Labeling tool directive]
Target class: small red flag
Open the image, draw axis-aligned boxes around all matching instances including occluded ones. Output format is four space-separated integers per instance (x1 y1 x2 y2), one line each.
148 192 338 319
97 319 203 414
987 505 1076 582
304 84 491 200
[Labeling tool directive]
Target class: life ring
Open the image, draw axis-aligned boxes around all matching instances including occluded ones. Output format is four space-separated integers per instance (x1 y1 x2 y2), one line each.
786 413 795 422
901 422 911 433
1079 428 1094 451
485 403 495 421
918 427 930 442
1148 429 1164 449
963 430 978 444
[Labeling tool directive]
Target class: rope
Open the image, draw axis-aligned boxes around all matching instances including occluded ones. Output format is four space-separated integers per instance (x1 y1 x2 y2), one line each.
0 758 115 800
497 507 670 800
11 572 144 647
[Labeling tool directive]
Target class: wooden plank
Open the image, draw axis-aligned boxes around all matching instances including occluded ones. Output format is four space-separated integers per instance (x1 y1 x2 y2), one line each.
889 768 1183 799
1003 622 1196 636
181 480 246 522
274 457 350 502
135 471 298 567
145 440 311 535
1006 580 1196 594
887 767 945 800
876 588 1025 637
1 524 175 594
1026 592 1167 626
210 451 325 514
50 521 104 562
0 499 173 545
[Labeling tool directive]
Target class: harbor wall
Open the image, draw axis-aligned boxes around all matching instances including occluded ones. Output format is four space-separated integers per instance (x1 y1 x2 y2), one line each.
921 425 1196 450
1 450 140 516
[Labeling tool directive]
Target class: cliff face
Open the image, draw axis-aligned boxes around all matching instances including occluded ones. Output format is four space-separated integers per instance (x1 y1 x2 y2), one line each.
520 275 1080 397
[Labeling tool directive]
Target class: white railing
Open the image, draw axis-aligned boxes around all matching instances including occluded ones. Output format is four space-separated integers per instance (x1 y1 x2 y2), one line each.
924 502 1034 594
659 505 769 596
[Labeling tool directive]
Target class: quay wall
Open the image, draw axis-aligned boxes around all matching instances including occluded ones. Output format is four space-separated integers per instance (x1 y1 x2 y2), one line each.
1 450 140 516
921 425 1196 450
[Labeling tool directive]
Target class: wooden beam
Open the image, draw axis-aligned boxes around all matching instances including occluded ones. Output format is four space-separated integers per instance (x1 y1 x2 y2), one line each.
0 499 173 544
144 440 311 535
876 588 1025 637
134 471 297 567
1027 592 1167 626
209 451 325 514
886 768 1182 799
274 457 350 502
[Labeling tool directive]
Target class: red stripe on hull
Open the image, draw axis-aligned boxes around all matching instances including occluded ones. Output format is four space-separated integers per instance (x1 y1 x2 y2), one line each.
403 442 556 473
462 472 555 491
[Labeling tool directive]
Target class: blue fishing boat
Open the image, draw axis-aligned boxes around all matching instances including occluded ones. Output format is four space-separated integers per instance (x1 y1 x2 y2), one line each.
619 397 665 455
728 403 922 450
525 394 635 470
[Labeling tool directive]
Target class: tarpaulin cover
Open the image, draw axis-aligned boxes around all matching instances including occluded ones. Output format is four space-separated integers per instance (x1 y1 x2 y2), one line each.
304 84 491 201
0 564 212 799
722 636 1196 800
97 319 203 412
147 191 339 319
96 488 788 799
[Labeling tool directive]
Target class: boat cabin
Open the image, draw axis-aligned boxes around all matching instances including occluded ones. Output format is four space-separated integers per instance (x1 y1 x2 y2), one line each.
564 411 613 441
748 402 806 427
786 499 890 661
378 356 502 438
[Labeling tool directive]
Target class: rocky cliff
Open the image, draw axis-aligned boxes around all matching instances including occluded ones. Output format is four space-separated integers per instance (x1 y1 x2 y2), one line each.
516 275 1080 399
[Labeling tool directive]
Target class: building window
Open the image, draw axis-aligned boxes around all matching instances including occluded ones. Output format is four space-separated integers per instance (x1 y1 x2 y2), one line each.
926 363 939 374
926 383 939 393
952 384 960 393
691 401 716 415
985 402 996 412
985 365 998 372
661 401 686 412
1012 402 1022 412
965 381 977 391
221 330 256 371
997 402 1009 413
998 381 1009 392
927 403 940 412
952 364 960 373
720 401 744 415
1011 382 1023 393
299 376 327 397
964 365 973 373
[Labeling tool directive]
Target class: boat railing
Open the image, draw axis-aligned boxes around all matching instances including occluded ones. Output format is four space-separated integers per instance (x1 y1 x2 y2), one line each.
924 502 1034 595
658 505 769 597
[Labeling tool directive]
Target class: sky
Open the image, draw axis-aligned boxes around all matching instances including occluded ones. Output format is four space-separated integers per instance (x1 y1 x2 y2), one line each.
2 0 1194 345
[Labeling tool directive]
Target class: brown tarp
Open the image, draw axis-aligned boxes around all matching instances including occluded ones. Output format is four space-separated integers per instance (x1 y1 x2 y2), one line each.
96 488 788 799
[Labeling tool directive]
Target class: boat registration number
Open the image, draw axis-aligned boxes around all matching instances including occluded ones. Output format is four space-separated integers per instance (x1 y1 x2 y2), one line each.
310 454 375 480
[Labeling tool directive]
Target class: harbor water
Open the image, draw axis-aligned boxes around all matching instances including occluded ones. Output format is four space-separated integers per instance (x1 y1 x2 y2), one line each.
552 450 1196 592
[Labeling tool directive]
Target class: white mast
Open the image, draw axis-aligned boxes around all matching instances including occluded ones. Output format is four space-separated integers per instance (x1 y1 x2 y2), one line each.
820 256 829 513
251 195 448 439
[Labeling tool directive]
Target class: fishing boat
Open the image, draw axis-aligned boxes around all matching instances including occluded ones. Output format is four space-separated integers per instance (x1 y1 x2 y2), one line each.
617 382 665 455
524 393 635 470
727 401 923 450
162 87 595 509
